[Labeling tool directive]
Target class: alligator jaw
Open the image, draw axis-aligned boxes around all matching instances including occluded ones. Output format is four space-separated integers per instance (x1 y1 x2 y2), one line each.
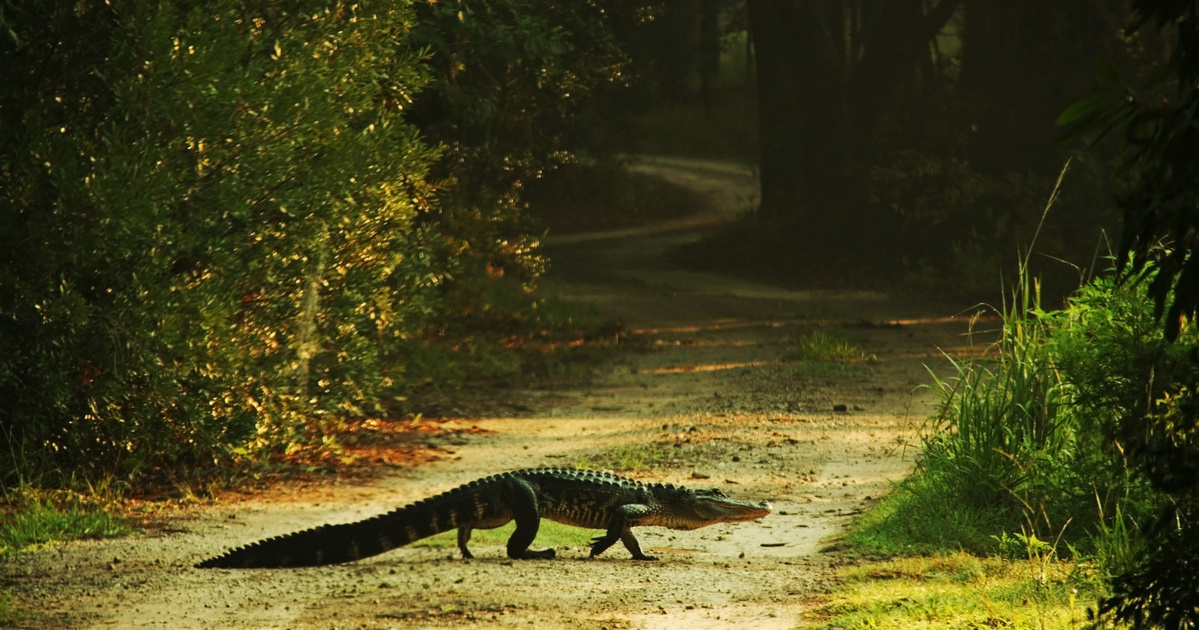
693 497 773 524
661 489 773 530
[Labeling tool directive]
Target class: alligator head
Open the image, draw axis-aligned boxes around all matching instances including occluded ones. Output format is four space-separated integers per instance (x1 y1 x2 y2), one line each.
658 486 772 530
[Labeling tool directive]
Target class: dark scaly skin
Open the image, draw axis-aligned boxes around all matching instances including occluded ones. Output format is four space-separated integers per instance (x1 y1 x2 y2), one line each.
196 468 772 568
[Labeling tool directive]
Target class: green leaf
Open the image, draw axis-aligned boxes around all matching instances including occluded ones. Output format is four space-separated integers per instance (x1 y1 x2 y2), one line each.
1057 94 1108 127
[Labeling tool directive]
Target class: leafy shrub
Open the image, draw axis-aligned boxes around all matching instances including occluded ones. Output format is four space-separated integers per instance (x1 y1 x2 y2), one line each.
859 268 1175 558
0 1 439 485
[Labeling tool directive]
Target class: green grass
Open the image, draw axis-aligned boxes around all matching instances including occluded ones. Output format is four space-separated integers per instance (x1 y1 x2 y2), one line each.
0 590 20 626
412 519 598 553
808 552 1100 630
0 494 130 556
784 331 871 363
574 444 674 472
843 483 1015 557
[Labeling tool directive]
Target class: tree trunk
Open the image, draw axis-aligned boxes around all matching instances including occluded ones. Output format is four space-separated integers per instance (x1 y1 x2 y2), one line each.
699 0 720 114
747 0 850 224
959 0 1123 176
846 0 963 129
747 0 962 228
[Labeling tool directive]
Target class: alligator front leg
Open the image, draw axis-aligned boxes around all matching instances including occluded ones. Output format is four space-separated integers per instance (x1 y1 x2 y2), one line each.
591 504 657 560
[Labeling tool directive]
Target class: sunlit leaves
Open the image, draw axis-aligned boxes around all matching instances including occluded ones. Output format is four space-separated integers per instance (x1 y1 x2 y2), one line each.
0 0 441 483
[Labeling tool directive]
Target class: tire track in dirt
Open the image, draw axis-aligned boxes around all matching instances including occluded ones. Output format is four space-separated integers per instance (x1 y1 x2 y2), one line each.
3 156 980 629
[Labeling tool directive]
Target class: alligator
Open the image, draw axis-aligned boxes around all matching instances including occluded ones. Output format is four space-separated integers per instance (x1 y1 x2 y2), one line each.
196 467 771 568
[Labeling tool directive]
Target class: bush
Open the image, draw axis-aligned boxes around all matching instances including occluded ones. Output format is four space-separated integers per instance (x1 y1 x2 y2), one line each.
858 268 1179 560
0 1 440 485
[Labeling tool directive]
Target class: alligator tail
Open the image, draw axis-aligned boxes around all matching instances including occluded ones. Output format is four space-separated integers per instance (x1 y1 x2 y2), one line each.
196 495 465 569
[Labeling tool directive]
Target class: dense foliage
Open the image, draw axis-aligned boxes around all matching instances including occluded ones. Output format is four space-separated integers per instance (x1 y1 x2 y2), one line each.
400 0 627 341
1056 2 1199 627
0 1 443 484
0 0 629 488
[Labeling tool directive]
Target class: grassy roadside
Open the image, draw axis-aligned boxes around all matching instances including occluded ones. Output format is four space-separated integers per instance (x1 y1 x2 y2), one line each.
0 490 133 622
0 491 132 558
792 192 1182 629
805 551 1101 630
807 487 1109 629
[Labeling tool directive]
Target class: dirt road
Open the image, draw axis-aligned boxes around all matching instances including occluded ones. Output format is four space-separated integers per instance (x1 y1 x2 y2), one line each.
5 156 980 629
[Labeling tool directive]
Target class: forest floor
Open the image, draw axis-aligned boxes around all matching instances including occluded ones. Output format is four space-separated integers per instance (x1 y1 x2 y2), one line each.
3 155 988 629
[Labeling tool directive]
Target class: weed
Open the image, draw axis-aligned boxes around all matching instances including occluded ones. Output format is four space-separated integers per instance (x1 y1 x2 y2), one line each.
784 331 871 363
0 590 20 625
1091 499 1141 581
574 444 674 472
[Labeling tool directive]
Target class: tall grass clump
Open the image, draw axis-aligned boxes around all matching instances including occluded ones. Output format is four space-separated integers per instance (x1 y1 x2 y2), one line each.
867 272 1081 554
0 485 130 558
850 169 1178 563
852 265 1184 559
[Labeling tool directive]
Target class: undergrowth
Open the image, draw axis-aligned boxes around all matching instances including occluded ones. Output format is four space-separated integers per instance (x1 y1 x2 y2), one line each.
849 269 1169 566
810 552 1102 630
832 167 1194 628
629 91 759 161
523 158 713 234
0 490 130 557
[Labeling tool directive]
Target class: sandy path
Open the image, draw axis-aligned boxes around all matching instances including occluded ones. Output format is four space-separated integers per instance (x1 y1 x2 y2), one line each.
3 156 980 629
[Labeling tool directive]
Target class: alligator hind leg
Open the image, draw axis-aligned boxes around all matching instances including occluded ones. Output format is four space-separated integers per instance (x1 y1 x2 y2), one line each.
456 527 474 559
505 479 556 559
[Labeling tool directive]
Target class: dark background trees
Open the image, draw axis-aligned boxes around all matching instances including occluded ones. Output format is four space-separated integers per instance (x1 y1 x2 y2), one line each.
0 0 1164 485
740 1 1131 295
747 0 962 225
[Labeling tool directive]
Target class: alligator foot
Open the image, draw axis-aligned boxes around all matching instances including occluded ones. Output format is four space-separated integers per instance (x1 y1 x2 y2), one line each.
589 535 618 558
517 548 556 560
